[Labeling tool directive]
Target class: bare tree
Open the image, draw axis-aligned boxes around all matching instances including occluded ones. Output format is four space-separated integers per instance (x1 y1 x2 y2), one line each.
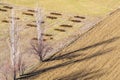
10 8 20 80
19 62 25 76
31 6 53 62
34 7 44 61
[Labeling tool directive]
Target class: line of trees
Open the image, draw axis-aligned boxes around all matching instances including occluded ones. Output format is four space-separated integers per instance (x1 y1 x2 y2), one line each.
0 4 55 79
8 7 47 80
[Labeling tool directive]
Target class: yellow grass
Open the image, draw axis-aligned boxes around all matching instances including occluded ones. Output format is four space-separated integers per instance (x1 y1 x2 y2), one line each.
29 8 120 80
1 0 120 16
0 1 120 80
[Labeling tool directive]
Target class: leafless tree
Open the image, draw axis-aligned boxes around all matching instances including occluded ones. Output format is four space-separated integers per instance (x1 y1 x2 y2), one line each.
34 7 44 61
32 6 53 62
9 8 21 80
17 53 26 76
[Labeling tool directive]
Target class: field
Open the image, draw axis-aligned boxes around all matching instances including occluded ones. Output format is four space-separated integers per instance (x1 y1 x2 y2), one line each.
1 0 120 16
0 0 120 80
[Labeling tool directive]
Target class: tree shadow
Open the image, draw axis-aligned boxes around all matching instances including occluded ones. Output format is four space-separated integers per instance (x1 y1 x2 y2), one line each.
45 36 119 61
54 68 105 80
16 47 114 80
16 36 119 80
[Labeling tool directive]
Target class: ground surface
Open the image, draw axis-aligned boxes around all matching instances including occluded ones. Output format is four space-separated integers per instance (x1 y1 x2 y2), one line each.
1 0 120 16
0 0 120 80
16 8 120 80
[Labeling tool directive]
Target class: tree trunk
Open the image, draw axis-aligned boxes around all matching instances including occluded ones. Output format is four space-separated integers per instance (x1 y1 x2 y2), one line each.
35 7 44 61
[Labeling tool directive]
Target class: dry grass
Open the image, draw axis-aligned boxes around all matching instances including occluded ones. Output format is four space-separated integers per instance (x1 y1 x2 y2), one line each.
1 0 120 16
17 8 120 80
0 1 120 80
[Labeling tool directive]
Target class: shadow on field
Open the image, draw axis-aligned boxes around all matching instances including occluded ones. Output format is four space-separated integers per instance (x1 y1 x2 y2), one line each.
16 37 119 80
46 36 120 61
55 68 105 80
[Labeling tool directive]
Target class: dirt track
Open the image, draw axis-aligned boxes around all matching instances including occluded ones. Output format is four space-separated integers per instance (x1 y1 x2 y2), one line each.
19 9 120 80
